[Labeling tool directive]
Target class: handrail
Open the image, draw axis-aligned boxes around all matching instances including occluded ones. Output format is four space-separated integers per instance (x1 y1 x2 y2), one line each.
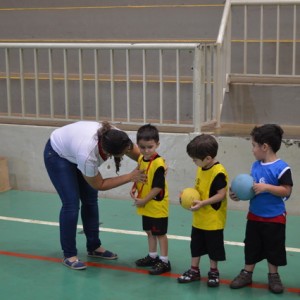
216 0 232 45
228 74 300 85
0 42 199 50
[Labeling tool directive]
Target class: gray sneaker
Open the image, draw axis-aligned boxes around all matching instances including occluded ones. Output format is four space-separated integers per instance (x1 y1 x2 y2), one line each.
230 269 252 289
268 273 284 294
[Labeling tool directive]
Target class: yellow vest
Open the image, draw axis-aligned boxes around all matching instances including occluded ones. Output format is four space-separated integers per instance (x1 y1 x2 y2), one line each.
192 163 228 230
136 155 168 218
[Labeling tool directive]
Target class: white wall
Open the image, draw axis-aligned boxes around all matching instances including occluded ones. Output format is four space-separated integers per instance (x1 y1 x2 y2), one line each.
1 124 299 214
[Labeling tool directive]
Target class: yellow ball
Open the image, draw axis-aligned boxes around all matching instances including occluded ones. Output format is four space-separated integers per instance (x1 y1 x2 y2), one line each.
179 188 200 210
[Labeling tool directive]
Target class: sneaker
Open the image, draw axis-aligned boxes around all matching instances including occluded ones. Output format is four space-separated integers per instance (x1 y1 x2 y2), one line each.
268 273 284 294
149 260 171 275
177 269 201 283
230 269 252 289
135 255 159 267
207 271 220 287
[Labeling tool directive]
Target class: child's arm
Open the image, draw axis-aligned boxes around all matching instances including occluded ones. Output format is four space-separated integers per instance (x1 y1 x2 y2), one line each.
191 187 226 211
253 183 292 198
133 187 162 207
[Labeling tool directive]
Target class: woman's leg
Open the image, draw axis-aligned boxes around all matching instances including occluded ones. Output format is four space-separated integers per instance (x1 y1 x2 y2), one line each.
78 173 101 252
44 140 80 258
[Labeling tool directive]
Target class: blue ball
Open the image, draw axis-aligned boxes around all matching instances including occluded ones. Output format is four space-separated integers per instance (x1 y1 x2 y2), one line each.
231 174 255 200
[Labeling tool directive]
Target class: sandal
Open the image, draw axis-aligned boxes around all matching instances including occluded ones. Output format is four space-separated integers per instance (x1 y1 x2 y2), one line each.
87 249 118 260
62 258 87 270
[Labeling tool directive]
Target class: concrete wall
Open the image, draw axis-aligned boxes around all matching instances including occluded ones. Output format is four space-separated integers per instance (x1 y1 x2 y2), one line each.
1 124 299 214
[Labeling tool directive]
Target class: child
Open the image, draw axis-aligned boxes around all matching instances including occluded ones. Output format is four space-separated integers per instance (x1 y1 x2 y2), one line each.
230 124 293 294
130 124 171 275
177 134 228 287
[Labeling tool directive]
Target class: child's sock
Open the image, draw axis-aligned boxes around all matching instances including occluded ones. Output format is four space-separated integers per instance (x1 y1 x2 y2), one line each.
149 252 158 259
191 266 200 273
159 256 169 263
210 268 219 273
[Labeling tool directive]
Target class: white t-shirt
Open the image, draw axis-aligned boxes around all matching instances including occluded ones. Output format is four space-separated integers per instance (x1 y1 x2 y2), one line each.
50 121 105 177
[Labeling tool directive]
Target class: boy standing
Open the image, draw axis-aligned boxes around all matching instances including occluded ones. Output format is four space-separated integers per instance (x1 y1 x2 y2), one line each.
177 134 228 287
230 124 293 294
131 124 171 275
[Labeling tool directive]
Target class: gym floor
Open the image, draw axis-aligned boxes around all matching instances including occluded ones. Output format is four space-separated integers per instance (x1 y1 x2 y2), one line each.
0 190 299 300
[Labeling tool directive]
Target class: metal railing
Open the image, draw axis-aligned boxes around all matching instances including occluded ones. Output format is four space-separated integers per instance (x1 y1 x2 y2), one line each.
0 42 219 132
1 0 299 131
215 0 300 126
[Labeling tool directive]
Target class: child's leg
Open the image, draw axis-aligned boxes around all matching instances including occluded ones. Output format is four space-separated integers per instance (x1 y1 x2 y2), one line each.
177 256 201 283
231 221 256 289
207 259 220 287
209 259 217 269
268 262 278 273
267 262 283 294
146 230 157 254
135 230 159 267
191 256 200 269
178 227 203 283
157 234 168 257
149 234 171 275
265 223 285 294
244 264 255 272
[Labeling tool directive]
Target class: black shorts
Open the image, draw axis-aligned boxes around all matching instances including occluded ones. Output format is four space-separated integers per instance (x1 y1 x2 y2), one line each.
190 227 226 261
244 220 287 266
142 216 168 236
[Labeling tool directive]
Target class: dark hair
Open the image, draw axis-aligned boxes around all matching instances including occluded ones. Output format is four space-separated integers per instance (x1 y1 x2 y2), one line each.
186 134 218 160
250 124 283 153
97 121 133 173
136 124 159 143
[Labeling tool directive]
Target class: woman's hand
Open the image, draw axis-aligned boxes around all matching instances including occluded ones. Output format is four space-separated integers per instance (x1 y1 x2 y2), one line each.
130 168 147 183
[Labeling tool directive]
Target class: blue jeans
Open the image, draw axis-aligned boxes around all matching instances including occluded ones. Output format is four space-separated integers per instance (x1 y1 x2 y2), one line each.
44 139 101 258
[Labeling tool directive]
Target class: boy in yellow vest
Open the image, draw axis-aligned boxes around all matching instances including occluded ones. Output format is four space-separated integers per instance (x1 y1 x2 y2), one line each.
177 134 228 287
130 124 170 275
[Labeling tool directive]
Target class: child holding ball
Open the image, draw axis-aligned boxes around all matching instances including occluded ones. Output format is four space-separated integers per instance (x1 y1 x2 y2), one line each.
229 124 293 294
177 134 228 287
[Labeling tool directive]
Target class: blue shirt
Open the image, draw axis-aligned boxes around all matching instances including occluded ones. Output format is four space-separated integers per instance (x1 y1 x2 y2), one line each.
249 159 291 217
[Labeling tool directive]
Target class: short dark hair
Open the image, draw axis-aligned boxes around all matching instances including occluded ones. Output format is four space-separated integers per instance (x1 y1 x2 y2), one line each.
186 134 218 160
250 124 283 153
136 124 159 143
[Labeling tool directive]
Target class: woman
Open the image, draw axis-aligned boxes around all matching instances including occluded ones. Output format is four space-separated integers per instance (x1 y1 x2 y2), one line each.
44 121 146 270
